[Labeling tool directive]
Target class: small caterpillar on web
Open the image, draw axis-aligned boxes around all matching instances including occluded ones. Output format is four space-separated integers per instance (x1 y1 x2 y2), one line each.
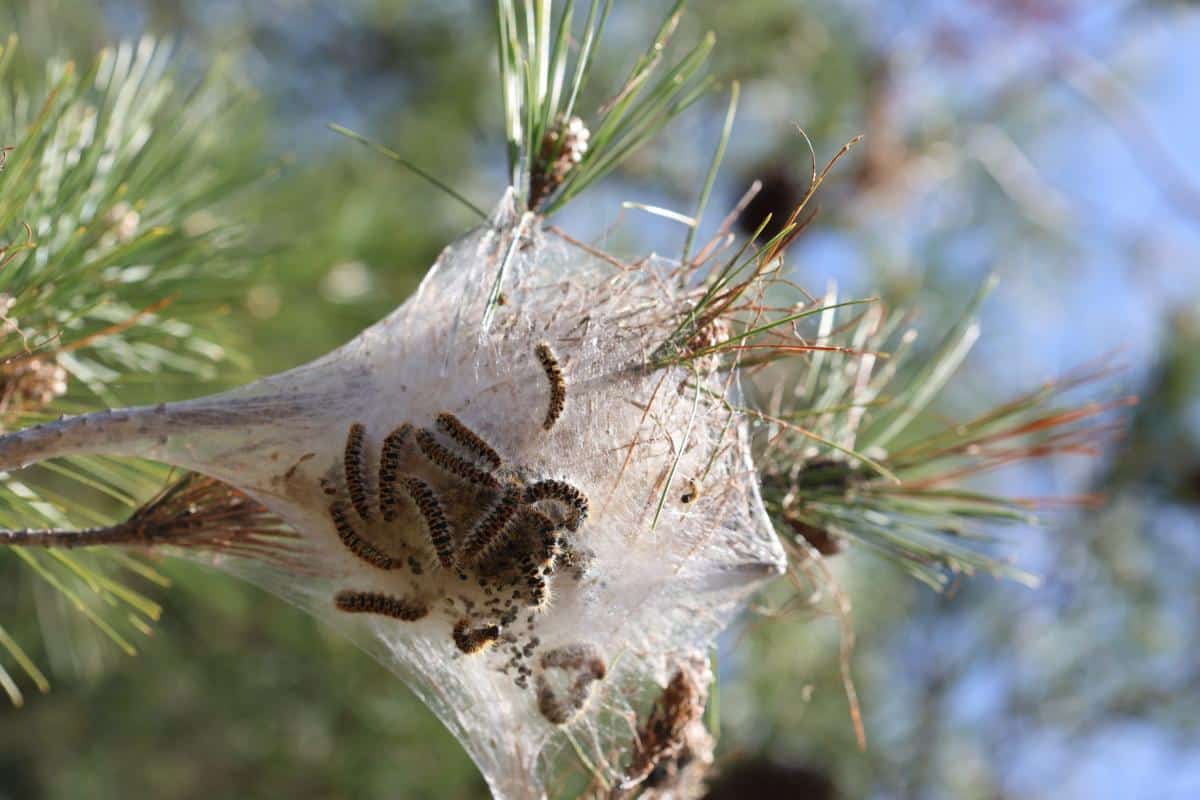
535 342 565 430
377 423 412 521
343 422 373 522
452 618 501 654
415 428 501 491
328 500 397 570
459 485 521 564
400 475 457 573
517 511 561 610
334 590 428 621
524 479 589 531
435 412 502 470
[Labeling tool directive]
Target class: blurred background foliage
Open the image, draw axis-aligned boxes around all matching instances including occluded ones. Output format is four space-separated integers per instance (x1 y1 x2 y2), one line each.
1 1 1198 798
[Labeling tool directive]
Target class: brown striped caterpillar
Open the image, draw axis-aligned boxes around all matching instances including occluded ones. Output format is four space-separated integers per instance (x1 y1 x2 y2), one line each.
524 562 550 609
518 511 562 609
524 479 589 531
343 422 373 522
377 423 413 521
452 618 501 654
535 342 565 430
328 500 397 570
435 412 502 470
459 485 521 564
415 428 501 491
334 590 428 621
400 475 457 572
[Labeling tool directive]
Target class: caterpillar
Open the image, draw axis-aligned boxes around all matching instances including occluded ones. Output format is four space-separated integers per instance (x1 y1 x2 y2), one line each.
334 590 428 621
343 422 373 522
452 618 502 654
328 501 396 570
459 485 521 564
535 342 565 430
415 428 501 491
400 475 456 572
378 423 413 521
519 516 562 610
435 412 502 470
524 479 589 531
679 477 701 504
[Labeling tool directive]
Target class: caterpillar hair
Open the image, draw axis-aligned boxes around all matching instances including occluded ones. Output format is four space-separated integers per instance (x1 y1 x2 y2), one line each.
400 475 457 572
452 618 502 654
459 485 521 564
520 528 561 610
535 342 565 430
524 479 589 531
328 500 397 570
334 590 428 621
343 422 373 522
415 428 501 491
378 423 413 521
435 412 502 470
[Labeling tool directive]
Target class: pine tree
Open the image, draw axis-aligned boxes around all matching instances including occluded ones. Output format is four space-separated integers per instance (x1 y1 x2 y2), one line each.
0 5 1129 798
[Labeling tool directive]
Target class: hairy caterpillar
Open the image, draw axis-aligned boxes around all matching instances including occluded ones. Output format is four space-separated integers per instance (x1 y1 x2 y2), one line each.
377 423 412 521
435 412 502 470
328 500 397 570
343 422 373 522
535 342 566 430
524 479 589 531
415 428 501 491
518 511 561 609
334 590 428 621
459 485 521 564
452 618 502 654
400 475 457 572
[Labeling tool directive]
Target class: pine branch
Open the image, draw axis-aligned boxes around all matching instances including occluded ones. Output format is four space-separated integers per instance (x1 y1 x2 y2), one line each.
0 36 263 701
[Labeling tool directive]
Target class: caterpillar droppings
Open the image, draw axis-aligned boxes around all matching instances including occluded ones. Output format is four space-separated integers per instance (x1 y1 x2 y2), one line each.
536 644 607 725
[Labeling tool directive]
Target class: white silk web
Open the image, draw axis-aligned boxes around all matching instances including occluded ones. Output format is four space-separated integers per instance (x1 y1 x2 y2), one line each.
0 195 785 798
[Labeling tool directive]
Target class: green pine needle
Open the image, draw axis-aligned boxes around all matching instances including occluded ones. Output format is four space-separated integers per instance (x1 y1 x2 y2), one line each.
0 36 263 702
497 0 717 214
